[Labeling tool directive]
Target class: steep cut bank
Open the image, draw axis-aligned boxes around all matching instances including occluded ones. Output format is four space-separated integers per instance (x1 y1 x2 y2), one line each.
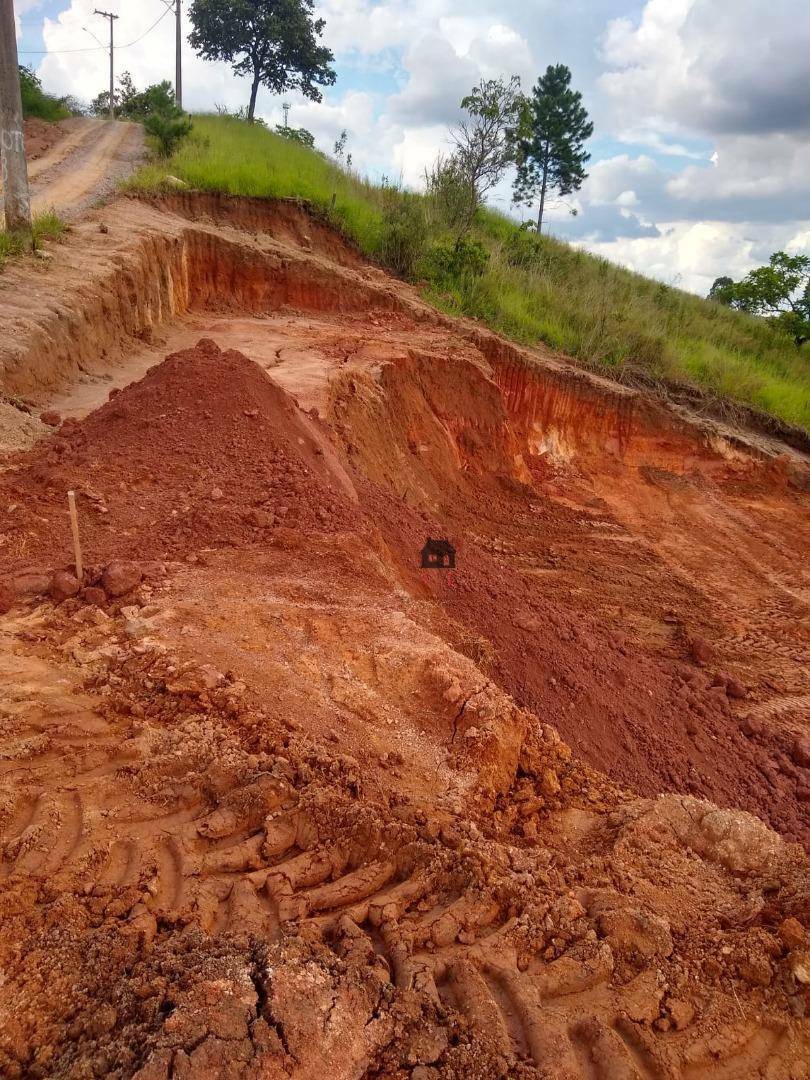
324 341 809 844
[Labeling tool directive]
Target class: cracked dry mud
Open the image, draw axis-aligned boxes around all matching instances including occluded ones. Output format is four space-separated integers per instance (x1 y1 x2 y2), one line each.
0 191 809 1079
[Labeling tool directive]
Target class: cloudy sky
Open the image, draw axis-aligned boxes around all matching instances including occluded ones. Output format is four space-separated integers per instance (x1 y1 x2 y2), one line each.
15 0 810 295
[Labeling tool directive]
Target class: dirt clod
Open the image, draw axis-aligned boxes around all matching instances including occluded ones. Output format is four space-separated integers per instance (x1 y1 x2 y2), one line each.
793 738 810 769
50 569 81 602
102 561 144 598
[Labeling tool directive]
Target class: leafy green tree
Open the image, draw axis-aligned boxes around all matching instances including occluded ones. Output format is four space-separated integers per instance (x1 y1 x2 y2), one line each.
188 0 335 122
91 73 177 120
19 66 72 121
449 76 522 228
513 64 593 234
708 276 736 305
120 78 177 120
712 253 810 345
90 87 117 118
91 72 191 158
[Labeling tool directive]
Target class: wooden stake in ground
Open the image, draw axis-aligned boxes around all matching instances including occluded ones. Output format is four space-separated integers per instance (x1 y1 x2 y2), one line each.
0 0 32 237
68 490 84 581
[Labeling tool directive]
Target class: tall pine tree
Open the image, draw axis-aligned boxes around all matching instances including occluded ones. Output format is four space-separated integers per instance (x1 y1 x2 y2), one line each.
513 65 593 234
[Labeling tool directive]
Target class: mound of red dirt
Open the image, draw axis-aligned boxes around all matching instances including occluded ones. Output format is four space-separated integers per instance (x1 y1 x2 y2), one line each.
0 340 359 573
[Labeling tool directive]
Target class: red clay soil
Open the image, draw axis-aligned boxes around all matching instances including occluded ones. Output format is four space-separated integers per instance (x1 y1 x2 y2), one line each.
1 339 806 849
363 481 810 848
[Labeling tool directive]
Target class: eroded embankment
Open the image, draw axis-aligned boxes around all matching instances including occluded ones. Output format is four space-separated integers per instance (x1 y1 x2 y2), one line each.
4 193 806 469
0 223 401 401
1 334 808 846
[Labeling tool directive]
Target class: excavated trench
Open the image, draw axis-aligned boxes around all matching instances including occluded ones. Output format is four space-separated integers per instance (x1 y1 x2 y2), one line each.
0 192 809 1078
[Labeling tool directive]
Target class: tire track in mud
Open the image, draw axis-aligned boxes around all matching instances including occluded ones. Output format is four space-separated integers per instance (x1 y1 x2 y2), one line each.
0 671 806 1079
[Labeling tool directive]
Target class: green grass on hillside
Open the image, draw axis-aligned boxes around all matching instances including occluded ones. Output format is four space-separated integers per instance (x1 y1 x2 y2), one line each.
20 67 72 122
0 213 66 269
126 115 810 432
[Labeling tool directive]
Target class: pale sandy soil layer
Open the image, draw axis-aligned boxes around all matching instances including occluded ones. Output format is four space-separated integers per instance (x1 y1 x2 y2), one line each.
0 192 808 1079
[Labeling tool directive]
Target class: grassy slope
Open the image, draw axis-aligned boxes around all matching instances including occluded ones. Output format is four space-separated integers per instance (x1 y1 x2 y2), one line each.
128 115 810 432
0 214 66 269
20 69 71 122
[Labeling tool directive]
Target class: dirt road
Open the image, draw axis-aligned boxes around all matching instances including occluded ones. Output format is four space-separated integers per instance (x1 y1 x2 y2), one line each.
1 118 143 222
0 193 808 1078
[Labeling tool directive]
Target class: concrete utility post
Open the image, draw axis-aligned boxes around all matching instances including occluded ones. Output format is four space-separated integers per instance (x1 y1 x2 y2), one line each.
175 0 182 110
0 0 32 236
94 9 118 121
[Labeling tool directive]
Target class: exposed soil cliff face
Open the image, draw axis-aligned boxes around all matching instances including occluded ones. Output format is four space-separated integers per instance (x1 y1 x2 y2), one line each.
0 228 400 400
0 192 808 1078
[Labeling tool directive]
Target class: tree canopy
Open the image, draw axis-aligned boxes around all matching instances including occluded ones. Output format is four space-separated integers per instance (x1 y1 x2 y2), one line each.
275 124 315 148
708 276 736 304
513 64 593 234
91 73 177 120
188 0 335 121
709 253 810 346
424 77 522 240
452 77 522 206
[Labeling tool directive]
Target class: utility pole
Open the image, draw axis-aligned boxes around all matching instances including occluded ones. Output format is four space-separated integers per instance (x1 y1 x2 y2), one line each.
163 0 182 108
175 0 182 110
0 0 32 237
94 9 118 121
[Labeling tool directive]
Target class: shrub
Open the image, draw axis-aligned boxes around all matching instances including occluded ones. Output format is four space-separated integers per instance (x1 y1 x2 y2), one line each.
421 237 489 287
425 154 476 237
144 112 193 158
377 195 427 278
275 125 315 148
504 224 546 270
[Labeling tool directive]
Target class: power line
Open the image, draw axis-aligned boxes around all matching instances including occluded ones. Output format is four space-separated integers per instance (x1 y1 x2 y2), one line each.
17 6 173 56
122 5 172 48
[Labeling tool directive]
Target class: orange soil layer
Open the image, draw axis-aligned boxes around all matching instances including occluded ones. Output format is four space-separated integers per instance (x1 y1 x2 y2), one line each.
0 196 808 1078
